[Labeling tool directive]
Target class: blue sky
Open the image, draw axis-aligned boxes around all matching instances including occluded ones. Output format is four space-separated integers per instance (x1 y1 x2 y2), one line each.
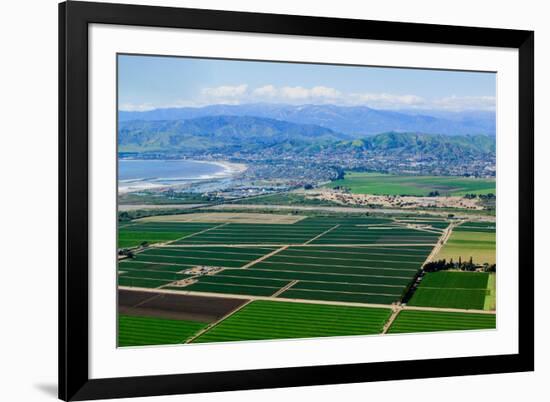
118 54 496 112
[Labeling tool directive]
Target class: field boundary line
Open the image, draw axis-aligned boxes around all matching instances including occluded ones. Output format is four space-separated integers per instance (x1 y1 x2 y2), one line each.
281 287 400 297
407 227 443 235
154 243 438 248
271 280 299 297
117 287 495 314
185 299 254 344
421 221 458 267
483 273 496 311
241 245 289 269
134 253 250 263
402 305 496 314
168 222 229 244
235 267 414 280
257 259 421 270
268 253 428 262
117 287 395 310
382 306 403 334
303 224 340 245
216 274 404 288
417 286 488 291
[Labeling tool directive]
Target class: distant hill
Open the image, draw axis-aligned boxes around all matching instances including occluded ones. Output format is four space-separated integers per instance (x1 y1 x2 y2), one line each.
333 132 495 159
119 114 495 160
119 103 495 137
118 115 349 152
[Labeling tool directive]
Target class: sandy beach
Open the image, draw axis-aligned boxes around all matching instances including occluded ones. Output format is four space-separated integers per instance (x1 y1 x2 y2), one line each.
118 159 247 194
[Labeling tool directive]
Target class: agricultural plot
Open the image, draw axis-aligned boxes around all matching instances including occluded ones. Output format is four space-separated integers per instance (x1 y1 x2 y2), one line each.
118 289 247 322
170 216 414 245
309 226 440 245
436 223 496 264
453 221 496 233
387 310 496 334
119 214 439 305
393 218 450 231
118 246 277 289
172 223 328 245
326 172 496 196
118 314 206 347
118 222 217 248
408 271 492 310
137 212 306 224
169 245 434 305
192 300 392 343
484 273 496 310
117 211 496 346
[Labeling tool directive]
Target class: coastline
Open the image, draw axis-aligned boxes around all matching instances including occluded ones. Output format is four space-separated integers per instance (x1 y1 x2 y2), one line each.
118 159 248 194
208 160 248 176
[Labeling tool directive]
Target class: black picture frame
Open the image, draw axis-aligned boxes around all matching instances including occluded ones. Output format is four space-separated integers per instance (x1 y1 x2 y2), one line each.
59 1 534 400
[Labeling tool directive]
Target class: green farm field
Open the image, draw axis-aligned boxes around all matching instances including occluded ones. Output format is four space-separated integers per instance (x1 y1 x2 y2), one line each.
117 214 443 305
117 212 496 346
436 228 496 265
128 243 434 304
387 310 496 333
118 314 206 347
408 271 493 310
118 222 216 248
327 172 495 196
192 300 392 343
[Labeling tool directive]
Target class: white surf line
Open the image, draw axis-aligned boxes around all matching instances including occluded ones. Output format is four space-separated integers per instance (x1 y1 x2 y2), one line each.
303 224 341 245
185 299 254 344
382 306 403 334
271 280 299 298
118 286 495 315
241 245 290 269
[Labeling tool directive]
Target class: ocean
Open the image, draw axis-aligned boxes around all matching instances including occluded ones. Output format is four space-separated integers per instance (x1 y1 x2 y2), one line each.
118 159 229 192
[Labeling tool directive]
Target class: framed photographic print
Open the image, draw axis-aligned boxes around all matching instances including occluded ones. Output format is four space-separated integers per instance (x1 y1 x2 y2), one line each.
59 1 534 400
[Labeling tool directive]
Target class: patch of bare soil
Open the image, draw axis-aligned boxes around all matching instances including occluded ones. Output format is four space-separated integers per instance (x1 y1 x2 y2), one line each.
118 289 247 323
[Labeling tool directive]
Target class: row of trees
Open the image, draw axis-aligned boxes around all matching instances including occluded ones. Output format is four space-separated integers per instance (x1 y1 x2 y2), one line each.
424 257 496 273
463 193 496 199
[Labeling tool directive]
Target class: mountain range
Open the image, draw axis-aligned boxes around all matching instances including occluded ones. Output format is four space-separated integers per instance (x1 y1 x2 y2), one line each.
119 103 495 137
118 115 495 159
119 115 346 153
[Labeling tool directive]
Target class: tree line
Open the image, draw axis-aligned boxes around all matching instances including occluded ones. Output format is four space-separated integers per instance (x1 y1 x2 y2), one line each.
424 257 496 273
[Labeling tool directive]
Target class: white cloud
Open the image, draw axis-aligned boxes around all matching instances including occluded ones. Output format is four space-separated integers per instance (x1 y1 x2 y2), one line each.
430 95 496 111
349 93 425 109
280 86 311 100
118 103 156 112
201 84 248 99
120 84 496 112
252 85 277 97
310 86 341 99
